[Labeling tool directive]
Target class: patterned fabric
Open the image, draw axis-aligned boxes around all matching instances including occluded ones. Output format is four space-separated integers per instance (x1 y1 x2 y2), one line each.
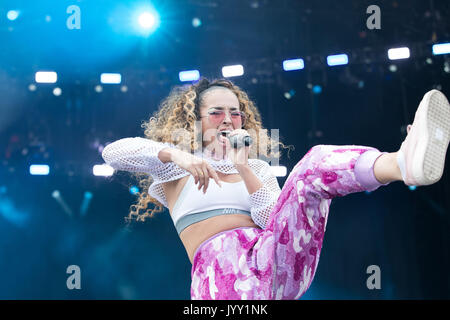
190 145 386 300
101 137 281 228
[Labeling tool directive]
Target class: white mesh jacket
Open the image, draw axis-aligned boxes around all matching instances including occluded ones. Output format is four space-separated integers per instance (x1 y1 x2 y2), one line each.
101 137 281 229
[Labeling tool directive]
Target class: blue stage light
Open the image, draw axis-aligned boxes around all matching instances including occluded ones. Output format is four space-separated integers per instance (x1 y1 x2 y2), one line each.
432 43 450 56
29 164 50 176
283 59 305 71
327 54 349 67
312 85 322 94
179 70 200 82
408 186 417 191
7 10 19 21
139 12 155 28
135 9 160 35
100 73 122 84
192 17 202 28
130 186 139 195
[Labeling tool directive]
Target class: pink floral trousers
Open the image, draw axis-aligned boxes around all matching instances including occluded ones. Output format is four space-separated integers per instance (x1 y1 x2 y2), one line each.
190 145 388 300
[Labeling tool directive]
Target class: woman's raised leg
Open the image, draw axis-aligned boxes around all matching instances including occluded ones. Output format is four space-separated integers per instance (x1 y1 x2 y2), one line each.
262 145 390 299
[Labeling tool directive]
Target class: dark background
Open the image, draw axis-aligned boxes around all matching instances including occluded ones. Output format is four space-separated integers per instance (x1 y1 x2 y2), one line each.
0 0 449 299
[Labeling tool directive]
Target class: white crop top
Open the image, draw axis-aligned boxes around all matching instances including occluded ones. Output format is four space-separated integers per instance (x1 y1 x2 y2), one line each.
101 137 282 229
171 174 252 225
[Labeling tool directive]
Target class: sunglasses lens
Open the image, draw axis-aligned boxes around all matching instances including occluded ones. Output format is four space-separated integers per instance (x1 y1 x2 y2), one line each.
208 111 224 124
208 111 246 126
232 112 245 126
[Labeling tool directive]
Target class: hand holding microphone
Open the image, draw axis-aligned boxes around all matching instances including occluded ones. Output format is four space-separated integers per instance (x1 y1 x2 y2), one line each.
220 130 253 149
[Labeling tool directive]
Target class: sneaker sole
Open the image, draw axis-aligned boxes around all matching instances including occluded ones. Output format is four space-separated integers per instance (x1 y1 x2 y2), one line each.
414 90 450 185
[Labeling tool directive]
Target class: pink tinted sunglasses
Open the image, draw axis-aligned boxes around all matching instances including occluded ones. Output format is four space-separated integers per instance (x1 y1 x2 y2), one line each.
200 109 246 127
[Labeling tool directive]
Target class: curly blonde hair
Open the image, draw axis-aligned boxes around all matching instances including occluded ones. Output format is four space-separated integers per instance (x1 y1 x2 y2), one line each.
126 78 293 224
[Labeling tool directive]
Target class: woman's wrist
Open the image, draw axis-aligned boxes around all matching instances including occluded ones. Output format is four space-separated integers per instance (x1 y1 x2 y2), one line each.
235 163 251 174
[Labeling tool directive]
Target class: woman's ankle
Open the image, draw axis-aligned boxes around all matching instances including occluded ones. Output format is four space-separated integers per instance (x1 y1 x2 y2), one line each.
373 152 403 184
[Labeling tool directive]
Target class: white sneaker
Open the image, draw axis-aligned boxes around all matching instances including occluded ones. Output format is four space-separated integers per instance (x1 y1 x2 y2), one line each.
397 90 450 186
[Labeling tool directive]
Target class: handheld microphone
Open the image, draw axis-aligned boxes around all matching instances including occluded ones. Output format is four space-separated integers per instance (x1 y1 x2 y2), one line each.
222 132 253 148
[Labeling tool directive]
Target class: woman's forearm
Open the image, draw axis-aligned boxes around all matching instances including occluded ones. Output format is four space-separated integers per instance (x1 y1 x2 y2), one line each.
158 147 177 163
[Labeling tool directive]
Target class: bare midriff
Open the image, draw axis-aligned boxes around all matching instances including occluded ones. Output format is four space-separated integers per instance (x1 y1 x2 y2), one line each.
162 172 260 264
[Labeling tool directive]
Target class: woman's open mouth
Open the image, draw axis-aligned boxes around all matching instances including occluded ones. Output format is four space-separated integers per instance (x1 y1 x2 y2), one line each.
217 130 230 146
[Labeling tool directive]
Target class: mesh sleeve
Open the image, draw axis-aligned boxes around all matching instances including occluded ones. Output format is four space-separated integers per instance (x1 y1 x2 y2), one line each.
248 160 281 229
101 137 176 175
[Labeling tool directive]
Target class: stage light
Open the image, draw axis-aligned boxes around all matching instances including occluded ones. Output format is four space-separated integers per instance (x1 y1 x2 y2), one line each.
312 85 322 94
283 58 305 71
35 71 57 83
120 85 128 92
53 87 62 96
95 85 103 93
28 84 36 91
222 65 244 77
100 73 121 84
388 47 410 60
408 186 417 191
93 164 114 177
29 164 50 175
445 62 450 73
270 166 287 177
129 186 140 195
389 64 398 72
358 81 365 89
139 12 156 29
80 191 93 217
0 196 29 227
284 89 295 99
432 43 450 56
327 54 349 67
192 17 202 28
179 70 200 82
51 190 73 217
7 10 19 21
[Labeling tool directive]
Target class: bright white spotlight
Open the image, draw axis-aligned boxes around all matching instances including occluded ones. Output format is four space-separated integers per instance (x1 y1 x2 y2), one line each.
283 59 304 71
53 87 62 96
93 164 114 177
327 54 349 66
222 65 244 77
432 43 450 56
95 85 103 93
7 10 19 21
28 84 36 91
388 47 410 60
270 166 287 177
179 70 200 82
192 17 202 28
29 164 50 176
101 73 121 84
139 12 156 29
35 71 57 83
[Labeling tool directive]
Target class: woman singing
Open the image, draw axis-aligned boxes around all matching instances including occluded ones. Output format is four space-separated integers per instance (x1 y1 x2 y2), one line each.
101 78 450 299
